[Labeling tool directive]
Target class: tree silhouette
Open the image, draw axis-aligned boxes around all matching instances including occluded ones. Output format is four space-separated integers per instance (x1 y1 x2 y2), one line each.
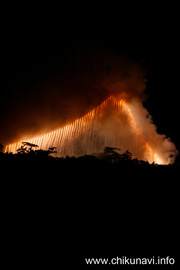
16 145 28 154
98 146 135 165
0 144 4 153
17 142 39 155
48 147 57 155
16 142 57 160
101 146 122 163
121 150 132 161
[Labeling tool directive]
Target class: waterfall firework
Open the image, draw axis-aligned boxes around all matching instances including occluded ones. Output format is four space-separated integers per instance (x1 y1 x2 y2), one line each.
5 95 177 164
1 47 179 164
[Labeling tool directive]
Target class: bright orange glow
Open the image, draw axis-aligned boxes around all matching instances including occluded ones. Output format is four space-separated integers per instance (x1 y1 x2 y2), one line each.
118 99 165 164
5 96 167 164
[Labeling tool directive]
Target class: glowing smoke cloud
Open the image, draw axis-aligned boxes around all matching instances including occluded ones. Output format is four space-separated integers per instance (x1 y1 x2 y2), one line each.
2 50 178 163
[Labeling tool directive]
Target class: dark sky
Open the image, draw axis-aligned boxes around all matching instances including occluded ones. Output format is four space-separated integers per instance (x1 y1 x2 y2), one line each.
0 14 179 154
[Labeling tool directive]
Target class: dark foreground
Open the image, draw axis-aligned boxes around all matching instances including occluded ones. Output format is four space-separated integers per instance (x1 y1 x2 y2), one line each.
1 154 179 268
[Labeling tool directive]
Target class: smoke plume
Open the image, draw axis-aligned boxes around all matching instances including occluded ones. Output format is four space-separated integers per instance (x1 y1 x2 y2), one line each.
1 47 178 163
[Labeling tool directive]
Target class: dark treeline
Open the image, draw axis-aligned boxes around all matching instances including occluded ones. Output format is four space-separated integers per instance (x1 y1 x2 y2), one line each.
1 142 179 184
0 142 179 167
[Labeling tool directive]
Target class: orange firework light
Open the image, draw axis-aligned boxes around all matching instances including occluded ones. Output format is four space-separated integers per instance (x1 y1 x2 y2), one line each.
5 96 175 164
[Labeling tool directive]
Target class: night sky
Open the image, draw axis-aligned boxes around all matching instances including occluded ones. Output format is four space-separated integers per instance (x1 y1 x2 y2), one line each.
1 15 180 156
